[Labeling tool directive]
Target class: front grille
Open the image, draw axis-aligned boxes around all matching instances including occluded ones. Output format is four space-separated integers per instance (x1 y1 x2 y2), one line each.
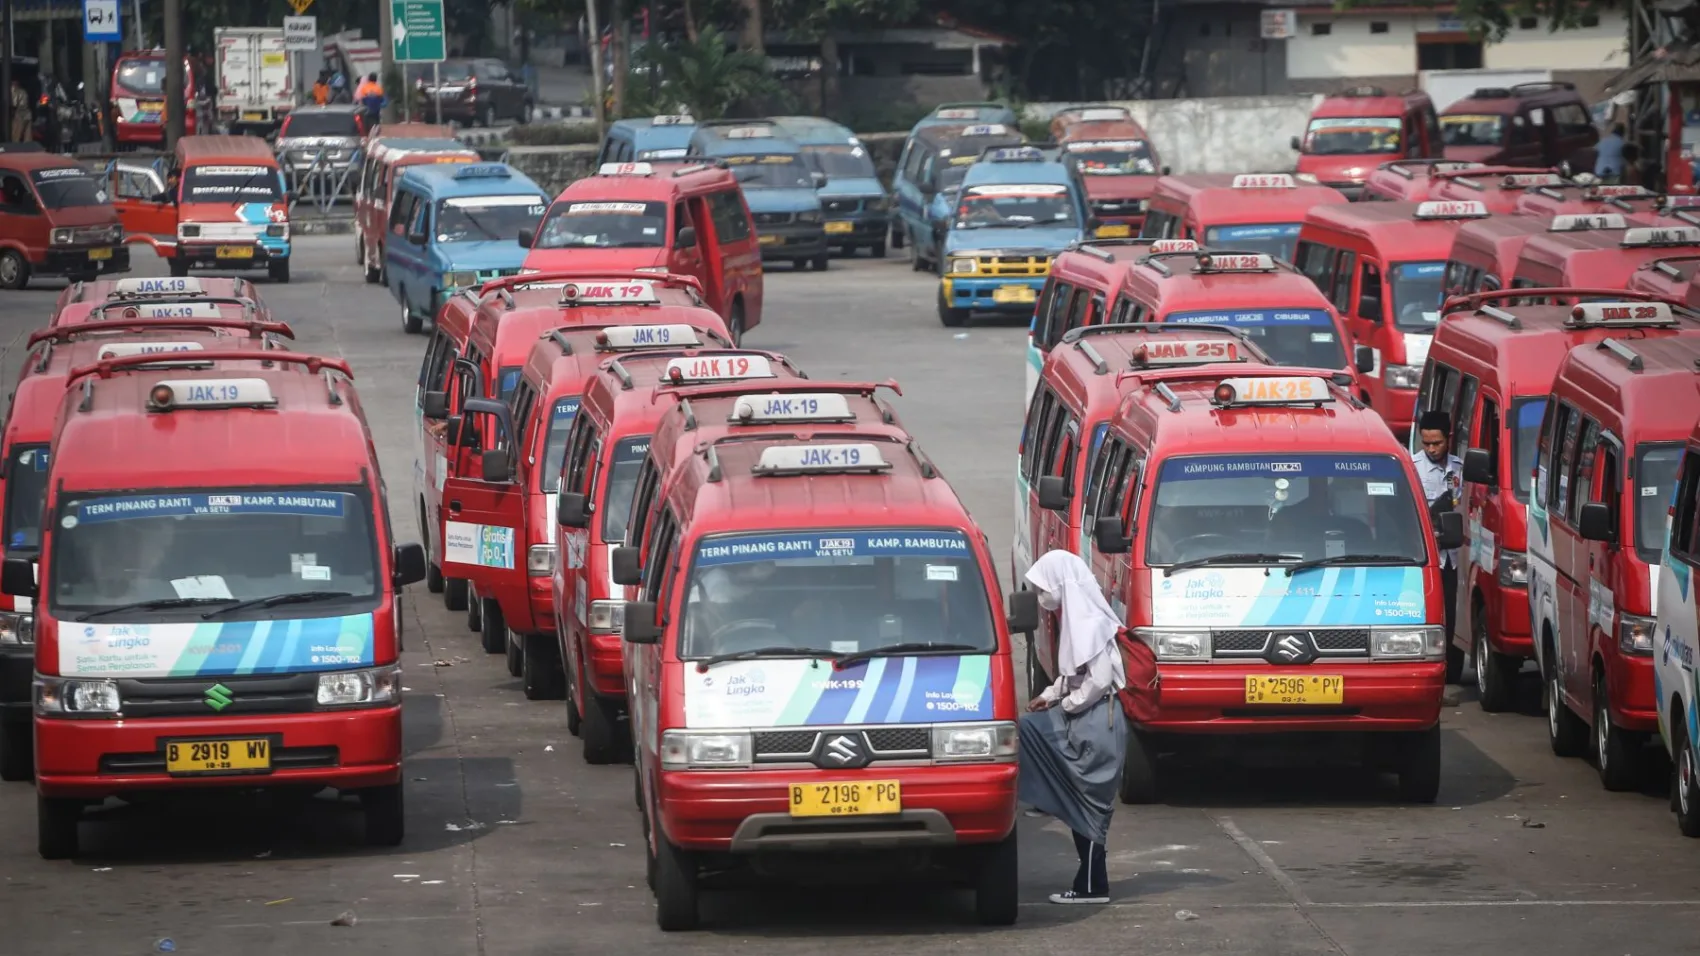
752 212 793 226
190 223 265 242
1092 200 1144 215
972 254 1052 277
1213 630 1269 654
477 267 520 281
754 729 819 757
866 727 930 753
753 725 934 761
822 198 861 214
100 745 339 774
115 673 320 718
1210 628 1371 659
1312 629 1370 652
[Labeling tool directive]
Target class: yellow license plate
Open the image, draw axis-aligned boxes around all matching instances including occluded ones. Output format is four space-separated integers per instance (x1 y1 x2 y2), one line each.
788 780 902 817
992 285 1036 305
758 234 781 246
87 247 113 260
1245 675 1344 705
165 737 271 774
1095 223 1131 238
140 101 164 113
216 245 255 259
242 110 266 121
824 220 854 235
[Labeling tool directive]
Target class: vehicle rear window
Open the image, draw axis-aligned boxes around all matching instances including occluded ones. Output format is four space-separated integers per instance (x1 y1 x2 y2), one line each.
434 62 474 83
535 200 666 249
1302 117 1402 155
183 165 281 202
1064 140 1157 175
1637 444 1683 564
115 60 166 95
599 436 651 544
800 144 877 180
31 167 107 208
3 445 50 554
1165 309 1346 370
1441 114 1506 148
436 195 547 243
540 397 580 493
1511 398 1545 502
723 153 814 189
282 112 362 138
1204 223 1302 262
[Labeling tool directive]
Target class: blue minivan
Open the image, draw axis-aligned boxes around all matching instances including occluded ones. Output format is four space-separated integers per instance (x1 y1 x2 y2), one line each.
892 123 1026 272
596 114 697 164
772 115 889 258
936 146 1087 327
384 162 548 333
688 119 829 271
909 102 1019 135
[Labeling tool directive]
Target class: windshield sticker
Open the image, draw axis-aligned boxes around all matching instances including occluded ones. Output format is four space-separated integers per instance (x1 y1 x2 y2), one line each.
70 492 347 524
193 165 271 177
32 167 88 180
1209 223 1302 241
300 564 333 581
445 520 515 569
171 575 233 600
1311 332 1336 342
567 201 648 214
926 564 959 582
554 397 581 419
1309 117 1401 130
695 530 972 567
684 654 993 728
1169 308 1333 327
1151 566 1425 627
1368 482 1395 496
1066 140 1147 152
965 184 1068 197
60 613 376 678
1160 455 1405 480
445 195 547 208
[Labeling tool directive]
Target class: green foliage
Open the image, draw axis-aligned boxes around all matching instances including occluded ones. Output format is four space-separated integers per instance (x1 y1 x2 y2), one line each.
632 26 782 120
768 0 921 34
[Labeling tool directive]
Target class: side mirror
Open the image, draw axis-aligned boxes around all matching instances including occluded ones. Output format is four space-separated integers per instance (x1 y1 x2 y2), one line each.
611 545 643 586
557 490 589 528
1007 589 1040 634
1360 296 1385 324
1290 135 1302 151
1036 475 1070 512
1354 345 1375 375
480 448 512 483
1577 501 1615 542
811 171 827 189
517 227 535 249
1462 446 1494 485
623 600 661 644
392 542 427 587
1435 511 1465 551
1559 160 1573 178
422 390 448 420
1094 516 1131 555
0 558 35 598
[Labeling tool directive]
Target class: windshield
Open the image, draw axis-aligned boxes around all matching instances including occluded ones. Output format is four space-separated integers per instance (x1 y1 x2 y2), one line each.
4 446 50 554
536 200 667 249
436 195 546 243
1303 117 1402 156
182 165 281 203
434 62 474 83
1065 140 1156 175
954 184 1077 230
1511 398 1546 502
801 144 877 180
1390 262 1446 332
724 154 814 188
679 530 996 659
1146 454 1427 567
48 488 378 617
281 112 361 138
539 396 581 493
1204 223 1303 262
1636 444 1683 564
599 436 650 544
1441 114 1506 148
31 168 108 208
115 60 166 95
1166 309 1346 369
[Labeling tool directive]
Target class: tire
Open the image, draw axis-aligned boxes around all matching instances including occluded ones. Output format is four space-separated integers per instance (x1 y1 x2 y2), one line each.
0 249 30 290
726 303 745 347
972 831 1019 926
908 233 926 272
811 255 829 272
1676 718 1700 837
871 240 887 258
168 257 188 278
652 837 700 931
361 783 405 847
936 287 969 328
564 652 583 736
363 239 381 283
354 230 364 265
889 221 905 249
1474 614 1514 713
467 586 482 632
400 294 423 334
268 258 290 283
37 795 80 860
1395 726 1442 803
1546 653 1587 758
1024 636 1047 702
441 574 467 611
791 257 807 271
505 628 523 678
1118 728 1158 804
523 632 566 700
425 561 445 594
582 692 628 765
480 597 506 655
519 101 535 124
1595 672 1641 792
0 718 33 782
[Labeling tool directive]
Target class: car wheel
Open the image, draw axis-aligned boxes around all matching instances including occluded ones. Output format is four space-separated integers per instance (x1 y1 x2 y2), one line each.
652 836 701 931
399 295 423 334
1474 613 1513 713
505 627 524 677
726 303 745 346
0 250 31 290
889 221 905 249
363 240 381 283
1118 729 1158 804
1395 726 1442 803
791 257 807 271
443 575 468 612
268 258 290 283
466 585 482 631
1677 718 1700 837
361 783 405 846
1595 672 1642 792
1546 654 1587 757
425 561 445 594
481 104 496 128
564 654 583 736
936 287 969 328
811 255 829 272
523 632 565 700
871 240 887 258
973 830 1019 925
480 597 505 654
582 692 628 765
37 795 80 860
0 718 33 782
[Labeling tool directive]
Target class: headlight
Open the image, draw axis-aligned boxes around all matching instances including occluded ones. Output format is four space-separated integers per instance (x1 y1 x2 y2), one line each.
1385 364 1422 390
35 676 119 716
1619 614 1655 656
266 224 287 238
1370 626 1444 660
51 228 72 245
104 224 124 242
179 224 201 239
588 599 625 634
1137 627 1209 661
931 721 1017 762
527 544 556 576
316 664 402 707
0 611 33 645
660 730 752 769
797 210 822 224
634 266 669 274
950 257 977 274
1496 550 1528 587
443 270 478 289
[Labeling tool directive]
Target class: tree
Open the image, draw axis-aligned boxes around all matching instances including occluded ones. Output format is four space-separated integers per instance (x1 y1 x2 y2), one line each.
768 0 920 112
635 25 778 118
1336 0 1613 42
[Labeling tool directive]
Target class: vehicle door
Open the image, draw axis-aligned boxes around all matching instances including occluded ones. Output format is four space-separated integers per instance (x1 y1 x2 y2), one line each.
0 169 45 262
1448 372 1481 634
426 349 481 566
1555 410 1596 706
1582 434 1624 677
1461 390 1501 642
1088 441 1143 626
384 188 424 303
439 396 527 596
633 507 682 819
1350 254 1390 391
1013 386 1055 593
669 198 711 295
1507 110 1538 167
899 144 932 247
1037 413 1081 558
105 162 176 238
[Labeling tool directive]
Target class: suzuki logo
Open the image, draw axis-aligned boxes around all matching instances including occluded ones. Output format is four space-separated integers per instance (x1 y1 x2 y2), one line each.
825 735 860 764
1268 633 1316 665
203 683 234 712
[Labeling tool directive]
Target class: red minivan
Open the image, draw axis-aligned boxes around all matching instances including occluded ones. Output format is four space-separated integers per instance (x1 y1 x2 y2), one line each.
0 147 127 290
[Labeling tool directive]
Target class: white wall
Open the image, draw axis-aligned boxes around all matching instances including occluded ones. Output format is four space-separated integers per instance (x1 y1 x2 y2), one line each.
1483 13 1629 71
1288 11 1629 80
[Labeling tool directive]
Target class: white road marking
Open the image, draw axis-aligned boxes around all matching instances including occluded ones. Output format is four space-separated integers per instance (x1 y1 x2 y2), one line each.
1215 816 1312 906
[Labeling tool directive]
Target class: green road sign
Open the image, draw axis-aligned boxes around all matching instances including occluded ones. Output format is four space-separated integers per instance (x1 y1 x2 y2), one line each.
391 0 446 63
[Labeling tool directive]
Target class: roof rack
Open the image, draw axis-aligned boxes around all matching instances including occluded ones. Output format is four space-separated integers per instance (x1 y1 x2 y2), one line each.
484 269 705 307
1512 81 1575 94
1064 321 1275 365
1478 304 1522 329
28 317 291 350
1440 287 1686 318
66 349 353 410
1650 255 1700 278
545 329 576 354
1597 337 1645 371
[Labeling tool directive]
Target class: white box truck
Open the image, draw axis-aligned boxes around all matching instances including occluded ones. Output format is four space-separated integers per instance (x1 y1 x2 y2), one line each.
216 27 294 134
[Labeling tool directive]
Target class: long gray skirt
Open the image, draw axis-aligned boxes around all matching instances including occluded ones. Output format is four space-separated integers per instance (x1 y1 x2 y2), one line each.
1017 695 1127 845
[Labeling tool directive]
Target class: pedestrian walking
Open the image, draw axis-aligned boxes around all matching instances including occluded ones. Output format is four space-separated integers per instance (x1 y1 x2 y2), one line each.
1412 410 1462 653
356 73 385 127
312 71 331 106
1018 549 1128 905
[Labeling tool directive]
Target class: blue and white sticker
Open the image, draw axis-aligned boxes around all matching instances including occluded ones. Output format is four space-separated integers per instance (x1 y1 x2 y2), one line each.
71 491 348 525
1152 567 1426 627
696 530 973 567
1168 308 1333 327
444 520 515 569
1160 454 1404 481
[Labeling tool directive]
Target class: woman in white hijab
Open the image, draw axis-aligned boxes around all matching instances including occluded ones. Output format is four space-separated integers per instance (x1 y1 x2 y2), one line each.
1018 549 1128 904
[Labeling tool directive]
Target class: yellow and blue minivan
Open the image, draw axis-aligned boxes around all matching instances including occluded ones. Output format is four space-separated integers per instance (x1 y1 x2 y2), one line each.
892 123 1028 272
596 114 697 164
688 119 829 271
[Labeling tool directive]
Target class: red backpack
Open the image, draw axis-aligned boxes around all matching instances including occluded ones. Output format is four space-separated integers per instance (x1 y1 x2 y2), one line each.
1115 626 1161 724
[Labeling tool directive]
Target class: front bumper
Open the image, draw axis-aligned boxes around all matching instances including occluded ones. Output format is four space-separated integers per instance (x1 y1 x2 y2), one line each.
941 275 1045 314
1140 661 1444 733
823 212 890 247
36 705 403 798
177 240 289 268
39 245 130 277
1368 383 1417 432
1608 653 1659 733
658 763 1017 853
756 223 828 260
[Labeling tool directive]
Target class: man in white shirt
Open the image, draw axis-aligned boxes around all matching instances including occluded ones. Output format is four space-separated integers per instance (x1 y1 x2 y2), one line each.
1412 410 1463 653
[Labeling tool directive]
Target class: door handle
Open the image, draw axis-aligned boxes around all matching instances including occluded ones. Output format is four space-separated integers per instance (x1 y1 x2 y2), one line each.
449 500 462 514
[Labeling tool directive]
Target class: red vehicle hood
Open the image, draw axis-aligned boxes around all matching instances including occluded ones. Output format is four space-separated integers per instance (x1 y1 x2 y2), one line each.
522 247 669 272
49 204 121 228
1442 145 1505 164
1297 154 1381 185
1082 175 1158 202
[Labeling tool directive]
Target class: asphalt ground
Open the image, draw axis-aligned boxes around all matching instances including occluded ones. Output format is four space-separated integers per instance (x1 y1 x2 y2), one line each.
0 239 1697 955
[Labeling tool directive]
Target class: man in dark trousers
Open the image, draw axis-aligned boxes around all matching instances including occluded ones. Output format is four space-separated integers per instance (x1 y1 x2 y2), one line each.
1412 410 1463 659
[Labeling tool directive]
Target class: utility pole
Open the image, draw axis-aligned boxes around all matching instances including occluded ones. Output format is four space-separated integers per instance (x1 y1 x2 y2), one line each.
1 0 13 144
163 0 184 147
379 0 393 121
586 0 606 139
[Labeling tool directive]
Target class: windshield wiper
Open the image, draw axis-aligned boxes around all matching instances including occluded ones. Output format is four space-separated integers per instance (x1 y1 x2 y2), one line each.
834 642 980 669
78 597 234 621
201 590 354 619
1283 553 1418 575
694 645 843 672
1162 552 1300 578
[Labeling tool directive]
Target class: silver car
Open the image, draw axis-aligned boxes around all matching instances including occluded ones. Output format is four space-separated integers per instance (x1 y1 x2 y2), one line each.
275 104 365 174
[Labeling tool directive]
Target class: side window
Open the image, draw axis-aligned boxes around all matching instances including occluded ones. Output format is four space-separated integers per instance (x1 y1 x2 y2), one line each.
1032 277 1060 346
563 416 601 494
1568 418 1600 524
1480 273 1502 292
1039 281 1074 349
1672 452 1700 561
1110 295 1134 324
1330 250 1357 312
388 190 416 232
1050 417 1080 485
905 145 930 184
1357 259 1385 321
1424 109 1443 154
1081 433 1118 524
1477 397 1500 458
1296 241 1336 290
1020 389 1054 482
1061 287 1090 340
672 201 695 247
708 191 751 243
625 457 661 550
1555 104 1592 140
1116 449 1146 529
642 509 678 602
1596 440 1621 530
1037 399 1071 481
1550 404 1581 514
1419 362 1456 417
406 197 430 245
509 382 538 455
1088 293 1106 329
1452 375 1478 459
1444 259 1470 297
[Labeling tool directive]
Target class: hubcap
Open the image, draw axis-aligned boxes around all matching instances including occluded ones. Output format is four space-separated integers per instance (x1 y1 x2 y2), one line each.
1474 630 1488 694
1683 747 1694 814
1548 673 1561 737
0 257 17 283
1596 693 1609 769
